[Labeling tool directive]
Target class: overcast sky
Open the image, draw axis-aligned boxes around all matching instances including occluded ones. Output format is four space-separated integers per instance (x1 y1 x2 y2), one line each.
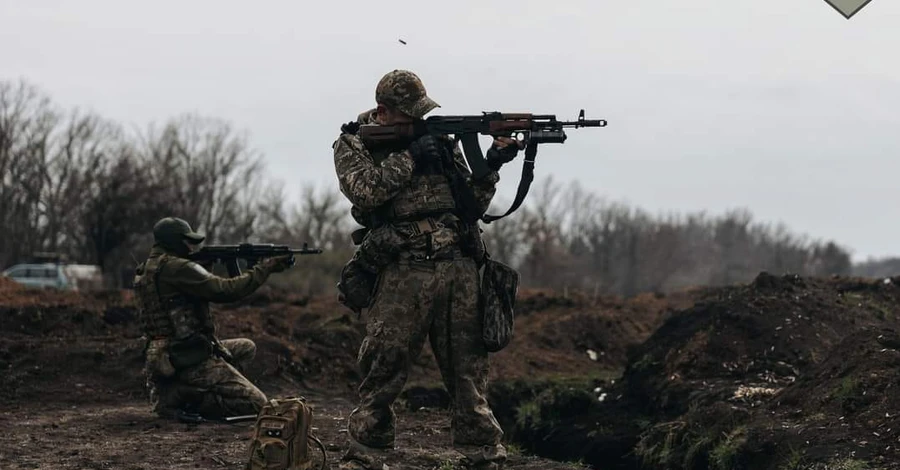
2 0 898 261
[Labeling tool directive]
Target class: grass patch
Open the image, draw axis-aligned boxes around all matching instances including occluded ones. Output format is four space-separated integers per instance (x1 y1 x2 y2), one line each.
823 458 869 470
505 442 524 456
831 376 861 411
778 445 804 470
709 425 747 470
633 421 683 468
515 400 541 428
631 353 656 372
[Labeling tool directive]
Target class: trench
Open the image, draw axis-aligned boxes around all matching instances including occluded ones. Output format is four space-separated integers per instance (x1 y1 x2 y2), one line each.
400 378 645 470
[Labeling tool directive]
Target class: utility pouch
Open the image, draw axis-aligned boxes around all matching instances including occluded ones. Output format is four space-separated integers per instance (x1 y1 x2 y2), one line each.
479 258 519 352
167 334 213 370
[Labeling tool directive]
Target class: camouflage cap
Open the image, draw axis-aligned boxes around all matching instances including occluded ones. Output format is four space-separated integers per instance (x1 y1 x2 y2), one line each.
375 70 440 119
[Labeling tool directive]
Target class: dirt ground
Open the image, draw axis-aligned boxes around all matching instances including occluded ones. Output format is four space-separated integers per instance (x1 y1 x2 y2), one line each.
6 272 900 469
0 393 593 470
0 278 685 469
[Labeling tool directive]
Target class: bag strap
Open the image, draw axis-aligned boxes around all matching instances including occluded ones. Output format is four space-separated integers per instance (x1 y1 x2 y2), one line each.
310 435 328 470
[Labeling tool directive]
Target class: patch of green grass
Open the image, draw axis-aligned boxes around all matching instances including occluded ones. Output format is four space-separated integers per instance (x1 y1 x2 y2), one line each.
683 435 714 469
842 293 896 321
635 417 653 431
778 445 804 470
823 458 869 470
634 421 683 468
632 353 656 371
832 376 861 409
514 400 541 428
709 426 747 470
434 459 456 470
505 442 523 456
564 458 591 468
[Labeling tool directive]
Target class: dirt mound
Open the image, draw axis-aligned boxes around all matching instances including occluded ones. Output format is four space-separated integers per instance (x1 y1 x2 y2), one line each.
751 327 900 468
490 290 694 379
493 273 900 469
624 272 898 417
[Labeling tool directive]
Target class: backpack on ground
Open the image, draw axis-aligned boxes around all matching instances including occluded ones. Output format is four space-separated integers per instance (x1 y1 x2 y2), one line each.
246 396 326 470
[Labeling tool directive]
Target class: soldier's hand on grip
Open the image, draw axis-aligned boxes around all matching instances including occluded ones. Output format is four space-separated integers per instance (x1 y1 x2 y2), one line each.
407 134 446 168
261 255 295 273
212 338 234 362
486 136 523 171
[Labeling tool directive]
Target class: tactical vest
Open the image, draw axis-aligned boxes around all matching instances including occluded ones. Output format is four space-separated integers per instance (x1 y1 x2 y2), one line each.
133 255 204 341
385 174 457 221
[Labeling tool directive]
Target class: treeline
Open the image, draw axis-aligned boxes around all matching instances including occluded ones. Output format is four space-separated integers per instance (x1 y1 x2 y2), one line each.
482 179 852 295
1 78 853 296
854 258 900 279
0 79 352 292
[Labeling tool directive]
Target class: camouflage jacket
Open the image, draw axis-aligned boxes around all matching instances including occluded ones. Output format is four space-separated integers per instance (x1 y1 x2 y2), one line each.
134 245 272 340
333 109 500 258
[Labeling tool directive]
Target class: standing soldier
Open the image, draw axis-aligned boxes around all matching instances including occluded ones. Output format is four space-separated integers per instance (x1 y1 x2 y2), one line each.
333 70 520 470
134 217 293 420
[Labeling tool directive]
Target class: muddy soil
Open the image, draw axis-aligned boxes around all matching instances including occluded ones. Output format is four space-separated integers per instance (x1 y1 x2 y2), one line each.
506 273 900 470
12 271 899 469
0 278 685 469
0 393 592 470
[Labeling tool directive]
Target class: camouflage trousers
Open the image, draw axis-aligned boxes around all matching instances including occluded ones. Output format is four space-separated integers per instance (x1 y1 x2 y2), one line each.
346 257 506 467
148 338 267 419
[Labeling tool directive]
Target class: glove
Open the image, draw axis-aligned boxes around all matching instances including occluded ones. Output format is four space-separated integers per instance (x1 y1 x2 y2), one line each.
407 134 447 169
260 255 295 273
212 338 233 363
485 138 521 171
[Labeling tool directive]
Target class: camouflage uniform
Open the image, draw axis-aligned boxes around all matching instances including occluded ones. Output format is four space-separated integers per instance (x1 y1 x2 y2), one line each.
135 218 288 419
333 70 507 469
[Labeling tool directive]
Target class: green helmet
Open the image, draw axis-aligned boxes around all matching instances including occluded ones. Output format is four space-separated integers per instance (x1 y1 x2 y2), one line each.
153 217 205 252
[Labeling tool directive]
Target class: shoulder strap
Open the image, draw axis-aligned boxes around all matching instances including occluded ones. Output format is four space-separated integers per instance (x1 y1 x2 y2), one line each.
150 255 171 303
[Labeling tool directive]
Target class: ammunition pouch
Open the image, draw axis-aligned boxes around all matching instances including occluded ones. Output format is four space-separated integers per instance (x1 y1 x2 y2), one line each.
479 258 520 352
167 333 213 370
350 227 370 246
337 254 379 314
145 338 176 378
457 222 486 264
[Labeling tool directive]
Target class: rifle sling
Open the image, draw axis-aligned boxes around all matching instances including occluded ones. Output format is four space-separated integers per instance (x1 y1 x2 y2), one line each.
459 133 492 181
482 142 537 223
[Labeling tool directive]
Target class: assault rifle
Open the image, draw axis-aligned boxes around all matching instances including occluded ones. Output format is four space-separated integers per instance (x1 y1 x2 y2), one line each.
358 109 607 223
188 243 323 277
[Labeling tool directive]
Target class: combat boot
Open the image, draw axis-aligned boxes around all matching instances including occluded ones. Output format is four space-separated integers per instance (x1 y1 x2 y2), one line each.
339 436 393 470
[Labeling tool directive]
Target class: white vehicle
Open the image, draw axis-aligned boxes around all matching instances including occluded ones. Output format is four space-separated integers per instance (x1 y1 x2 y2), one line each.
2 262 103 291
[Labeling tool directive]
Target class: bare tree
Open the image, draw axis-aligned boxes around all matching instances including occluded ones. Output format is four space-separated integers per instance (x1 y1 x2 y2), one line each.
0 80 60 266
140 114 264 244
